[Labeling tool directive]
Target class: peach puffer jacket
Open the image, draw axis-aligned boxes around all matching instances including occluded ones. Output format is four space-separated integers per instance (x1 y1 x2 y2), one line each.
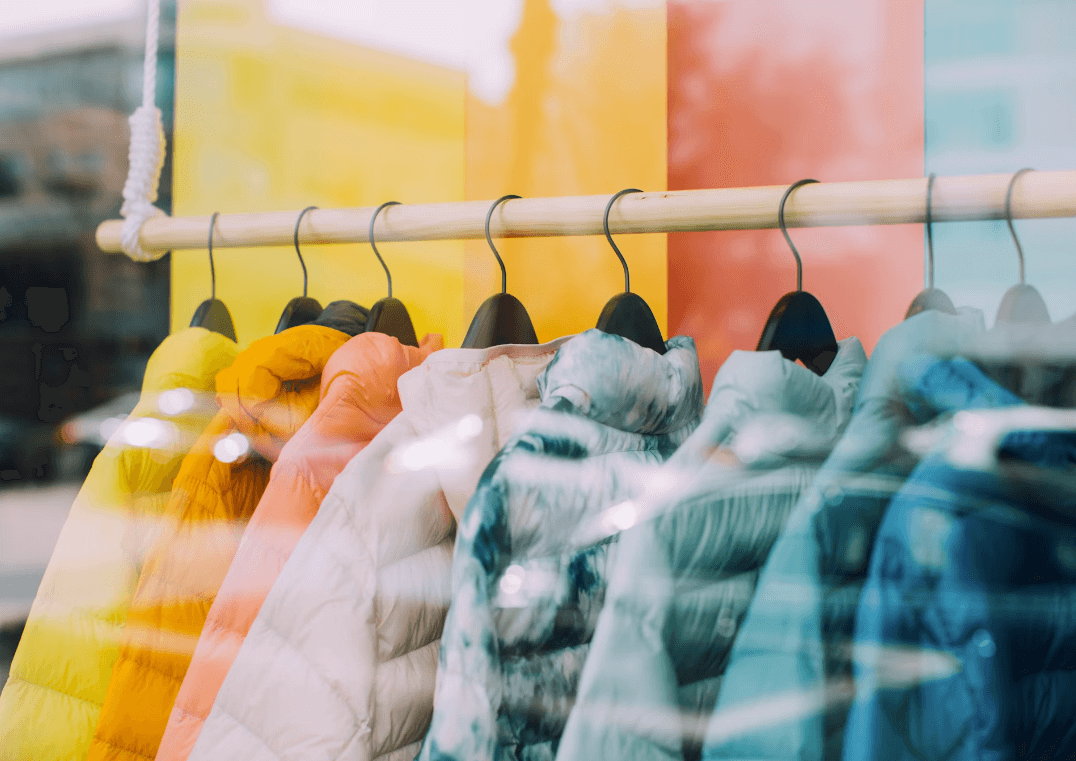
155 331 441 761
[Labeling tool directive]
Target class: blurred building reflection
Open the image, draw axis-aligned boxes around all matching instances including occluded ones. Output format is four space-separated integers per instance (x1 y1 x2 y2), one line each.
0 5 175 484
926 0 1076 319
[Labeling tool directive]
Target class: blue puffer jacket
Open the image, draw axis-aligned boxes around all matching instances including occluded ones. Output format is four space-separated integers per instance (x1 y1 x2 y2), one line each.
702 309 986 761
418 330 705 761
845 362 1076 761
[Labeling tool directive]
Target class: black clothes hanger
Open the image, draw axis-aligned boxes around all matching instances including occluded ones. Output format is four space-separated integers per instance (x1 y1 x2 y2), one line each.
756 178 840 376
905 173 957 319
361 201 419 347
275 205 324 334
461 195 539 348
190 211 237 341
995 168 1050 325
595 188 666 355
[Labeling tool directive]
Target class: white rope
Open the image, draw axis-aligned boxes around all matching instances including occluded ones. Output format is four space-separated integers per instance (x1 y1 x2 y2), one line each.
119 0 168 262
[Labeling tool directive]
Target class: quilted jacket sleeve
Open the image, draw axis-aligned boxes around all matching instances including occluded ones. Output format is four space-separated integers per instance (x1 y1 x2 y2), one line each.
556 465 814 761
154 459 344 761
700 399 912 761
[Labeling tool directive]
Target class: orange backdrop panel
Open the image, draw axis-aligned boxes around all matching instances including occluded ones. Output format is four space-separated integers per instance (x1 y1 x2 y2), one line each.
466 0 668 344
668 0 925 390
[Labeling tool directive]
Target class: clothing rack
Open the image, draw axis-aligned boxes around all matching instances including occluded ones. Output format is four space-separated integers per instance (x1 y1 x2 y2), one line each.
95 170 1076 257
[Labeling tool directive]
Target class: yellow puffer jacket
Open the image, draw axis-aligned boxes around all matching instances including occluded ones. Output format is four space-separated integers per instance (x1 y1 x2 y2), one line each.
0 327 239 761
86 324 350 761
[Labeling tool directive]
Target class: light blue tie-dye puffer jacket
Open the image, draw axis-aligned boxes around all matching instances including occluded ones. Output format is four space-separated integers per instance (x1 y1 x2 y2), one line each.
417 329 705 761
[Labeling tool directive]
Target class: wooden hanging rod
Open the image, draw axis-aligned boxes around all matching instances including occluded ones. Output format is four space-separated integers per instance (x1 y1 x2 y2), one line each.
96 170 1076 256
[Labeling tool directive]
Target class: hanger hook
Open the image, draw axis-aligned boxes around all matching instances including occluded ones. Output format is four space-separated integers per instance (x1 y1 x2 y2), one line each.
778 179 818 292
1005 168 1033 284
293 205 318 298
486 194 520 294
369 201 401 299
604 188 643 293
207 211 220 301
925 173 936 289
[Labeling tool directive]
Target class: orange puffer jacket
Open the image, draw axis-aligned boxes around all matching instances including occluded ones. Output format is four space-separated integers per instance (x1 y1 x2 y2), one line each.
155 331 442 761
86 323 352 761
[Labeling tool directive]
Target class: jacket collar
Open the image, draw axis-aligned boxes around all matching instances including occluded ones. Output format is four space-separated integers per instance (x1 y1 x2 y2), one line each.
678 336 868 469
537 330 704 436
215 324 351 459
141 327 237 396
395 338 571 518
856 307 985 407
319 332 442 400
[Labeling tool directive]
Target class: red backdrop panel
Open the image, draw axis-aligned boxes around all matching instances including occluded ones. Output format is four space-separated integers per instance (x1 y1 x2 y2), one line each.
668 0 924 391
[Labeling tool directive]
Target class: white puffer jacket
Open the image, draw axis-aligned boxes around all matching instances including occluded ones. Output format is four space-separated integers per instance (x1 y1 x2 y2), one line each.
187 339 569 761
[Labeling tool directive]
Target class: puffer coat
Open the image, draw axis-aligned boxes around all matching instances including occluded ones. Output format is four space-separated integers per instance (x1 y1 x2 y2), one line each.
845 357 1076 761
418 329 705 761
0 328 237 761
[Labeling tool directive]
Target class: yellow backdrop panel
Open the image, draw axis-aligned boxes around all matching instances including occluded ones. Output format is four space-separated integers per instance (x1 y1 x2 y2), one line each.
171 0 467 347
